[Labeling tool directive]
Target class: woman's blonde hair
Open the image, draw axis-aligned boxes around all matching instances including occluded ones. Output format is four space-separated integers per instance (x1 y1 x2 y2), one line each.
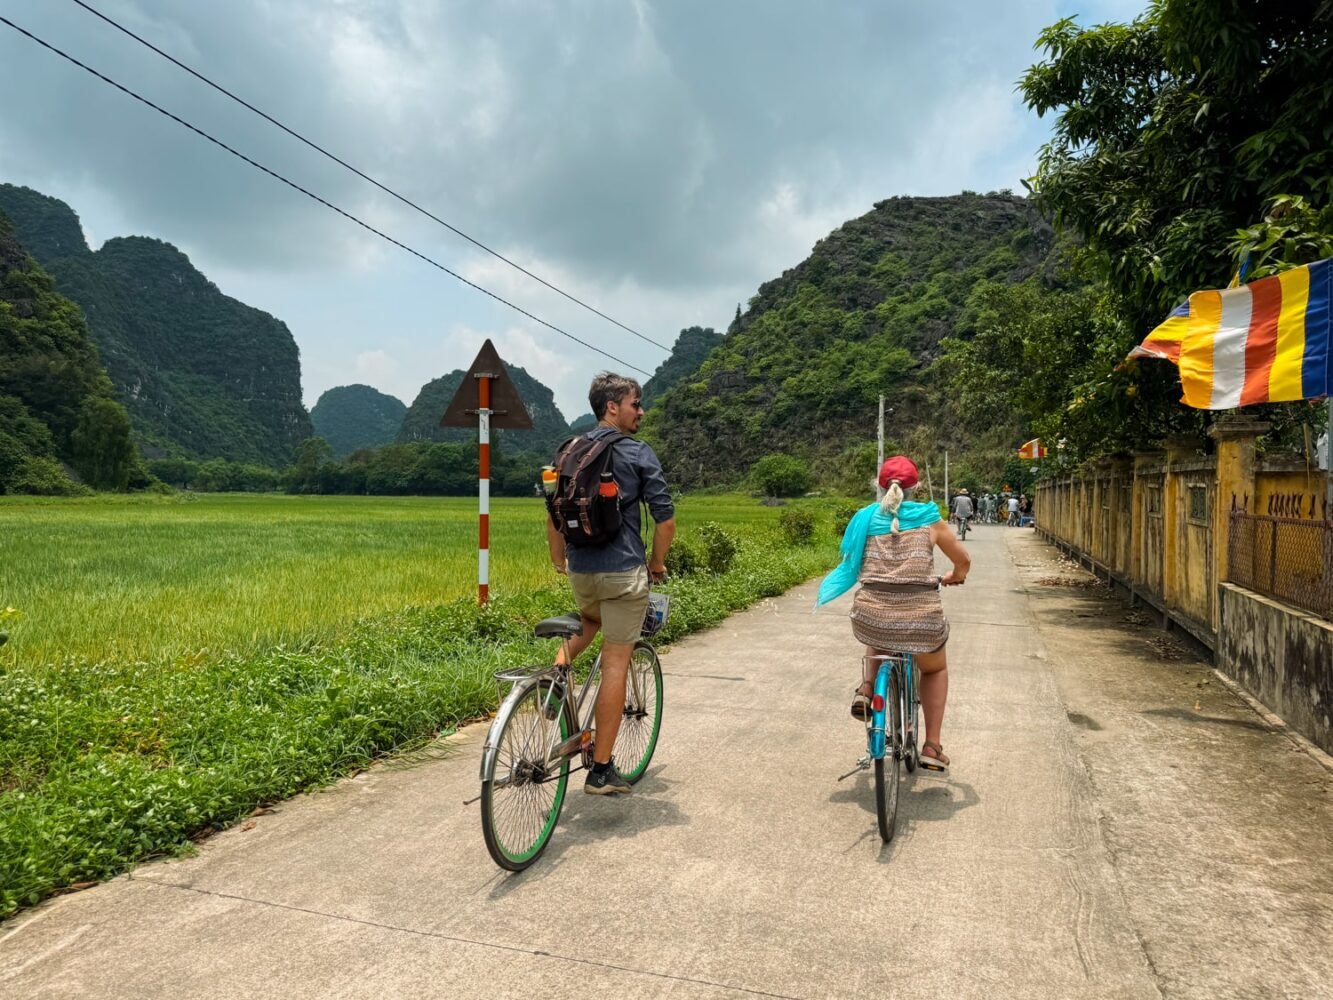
878 480 905 532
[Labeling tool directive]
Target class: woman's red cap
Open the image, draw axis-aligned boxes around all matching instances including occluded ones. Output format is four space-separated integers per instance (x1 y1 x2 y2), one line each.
878 456 919 490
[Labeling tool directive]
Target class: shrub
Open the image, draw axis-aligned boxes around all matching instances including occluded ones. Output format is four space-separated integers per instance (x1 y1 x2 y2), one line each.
8 456 88 496
750 453 813 498
696 522 738 575
779 508 816 545
664 538 702 576
833 502 861 535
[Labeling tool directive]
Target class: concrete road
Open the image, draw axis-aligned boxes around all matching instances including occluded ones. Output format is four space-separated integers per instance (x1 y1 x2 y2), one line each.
2 527 1330 999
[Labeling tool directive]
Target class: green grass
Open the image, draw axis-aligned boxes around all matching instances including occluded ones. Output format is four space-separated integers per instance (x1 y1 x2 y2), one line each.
0 493 785 667
0 493 837 919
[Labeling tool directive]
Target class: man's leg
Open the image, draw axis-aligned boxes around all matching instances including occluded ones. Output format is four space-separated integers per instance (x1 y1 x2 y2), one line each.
555 615 600 666
591 640 634 763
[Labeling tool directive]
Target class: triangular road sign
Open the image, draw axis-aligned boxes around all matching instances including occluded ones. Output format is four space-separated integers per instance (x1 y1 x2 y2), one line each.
440 339 533 429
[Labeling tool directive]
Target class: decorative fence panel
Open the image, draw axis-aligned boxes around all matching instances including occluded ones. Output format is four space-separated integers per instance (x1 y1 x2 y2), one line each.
1226 511 1333 621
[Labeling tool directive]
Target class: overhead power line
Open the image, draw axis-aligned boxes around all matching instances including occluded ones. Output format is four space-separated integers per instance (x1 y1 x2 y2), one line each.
0 14 652 378
70 0 672 354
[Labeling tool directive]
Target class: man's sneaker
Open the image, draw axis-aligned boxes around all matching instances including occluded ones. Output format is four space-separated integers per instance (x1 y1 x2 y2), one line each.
584 764 633 795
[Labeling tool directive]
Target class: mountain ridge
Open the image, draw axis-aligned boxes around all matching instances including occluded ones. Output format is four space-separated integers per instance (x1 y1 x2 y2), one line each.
0 184 312 467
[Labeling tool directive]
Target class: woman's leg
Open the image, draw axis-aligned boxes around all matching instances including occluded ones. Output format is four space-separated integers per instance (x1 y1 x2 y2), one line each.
861 645 881 693
914 645 949 762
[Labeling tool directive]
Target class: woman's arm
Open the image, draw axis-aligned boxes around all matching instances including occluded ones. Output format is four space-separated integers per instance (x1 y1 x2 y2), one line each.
930 520 971 585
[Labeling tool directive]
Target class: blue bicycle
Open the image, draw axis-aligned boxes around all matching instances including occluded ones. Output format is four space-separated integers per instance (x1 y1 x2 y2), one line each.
839 652 920 842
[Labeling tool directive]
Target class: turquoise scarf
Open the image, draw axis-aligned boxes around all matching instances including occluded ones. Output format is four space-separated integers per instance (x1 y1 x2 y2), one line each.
815 500 941 606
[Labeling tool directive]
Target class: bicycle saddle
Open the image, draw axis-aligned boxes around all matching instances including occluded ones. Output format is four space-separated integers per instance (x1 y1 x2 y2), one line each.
533 614 583 639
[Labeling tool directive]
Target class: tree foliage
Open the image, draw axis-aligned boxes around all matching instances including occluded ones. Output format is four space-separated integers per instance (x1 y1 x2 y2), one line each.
0 214 138 494
750 453 813 498
1010 2 1333 457
641 326 724 409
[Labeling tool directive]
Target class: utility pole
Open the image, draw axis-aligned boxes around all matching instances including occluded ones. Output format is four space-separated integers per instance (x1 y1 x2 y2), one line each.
943 449 949 504
876 394 885 501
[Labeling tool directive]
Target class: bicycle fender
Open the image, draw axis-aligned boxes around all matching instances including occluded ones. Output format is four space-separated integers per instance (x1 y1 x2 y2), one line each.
479 679 539 781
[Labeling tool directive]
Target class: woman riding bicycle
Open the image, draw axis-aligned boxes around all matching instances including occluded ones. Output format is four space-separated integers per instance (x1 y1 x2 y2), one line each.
816 456 969 772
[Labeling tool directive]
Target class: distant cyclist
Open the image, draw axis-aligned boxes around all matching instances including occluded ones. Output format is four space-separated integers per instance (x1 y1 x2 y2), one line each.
1006 494 1020 526
816 456 970 772
950 489 974 536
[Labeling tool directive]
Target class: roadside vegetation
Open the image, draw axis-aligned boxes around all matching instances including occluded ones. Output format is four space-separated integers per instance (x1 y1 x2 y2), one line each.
0 492 838 919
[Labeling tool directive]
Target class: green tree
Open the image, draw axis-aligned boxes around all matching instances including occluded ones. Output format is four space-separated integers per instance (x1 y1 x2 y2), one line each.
750 453 813 498
283 437 333 493
1017 3 1333 453
70 397 137 490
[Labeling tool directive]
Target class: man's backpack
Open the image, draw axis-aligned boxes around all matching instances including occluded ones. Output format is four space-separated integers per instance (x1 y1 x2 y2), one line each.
546 432 628 548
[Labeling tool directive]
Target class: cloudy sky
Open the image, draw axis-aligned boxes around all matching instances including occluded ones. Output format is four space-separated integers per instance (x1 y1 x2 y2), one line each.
0 0 1146 419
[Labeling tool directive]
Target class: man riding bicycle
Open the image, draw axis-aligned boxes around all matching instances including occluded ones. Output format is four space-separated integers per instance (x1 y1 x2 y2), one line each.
950 489 974 536
545 372 676 795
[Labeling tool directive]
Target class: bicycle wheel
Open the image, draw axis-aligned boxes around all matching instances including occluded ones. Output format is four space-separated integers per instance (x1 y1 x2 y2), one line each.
613 641 663 783
480 681 570 871
874 668 902 842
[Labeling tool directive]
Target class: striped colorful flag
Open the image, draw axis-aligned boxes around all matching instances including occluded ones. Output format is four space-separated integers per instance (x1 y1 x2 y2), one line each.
1129 257 1332 409
1017 438 1046 459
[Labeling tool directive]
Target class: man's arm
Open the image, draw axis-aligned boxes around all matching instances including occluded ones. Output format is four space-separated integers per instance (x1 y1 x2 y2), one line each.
636 441 675 580
546 517 567 574
648 518 675 582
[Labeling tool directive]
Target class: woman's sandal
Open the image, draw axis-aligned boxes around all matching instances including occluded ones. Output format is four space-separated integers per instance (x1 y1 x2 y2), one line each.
920 740 950 773
850 683 873 722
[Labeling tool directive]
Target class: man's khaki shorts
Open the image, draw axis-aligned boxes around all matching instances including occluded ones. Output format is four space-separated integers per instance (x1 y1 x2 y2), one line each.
568 565 650 645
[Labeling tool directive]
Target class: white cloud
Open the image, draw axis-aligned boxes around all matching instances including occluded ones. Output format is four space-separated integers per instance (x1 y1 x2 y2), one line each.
354 349 398 387
0 0 1136 416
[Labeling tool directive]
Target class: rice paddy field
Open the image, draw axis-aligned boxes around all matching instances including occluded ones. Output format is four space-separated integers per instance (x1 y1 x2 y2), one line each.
0 493 793 668
0 492 838 918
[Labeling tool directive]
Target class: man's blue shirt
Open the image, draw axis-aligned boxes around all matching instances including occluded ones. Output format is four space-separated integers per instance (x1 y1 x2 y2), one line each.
565 426 674 574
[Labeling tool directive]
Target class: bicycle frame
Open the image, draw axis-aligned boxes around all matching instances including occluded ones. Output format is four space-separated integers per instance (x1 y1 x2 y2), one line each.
864 652 917 762
478 634 656 784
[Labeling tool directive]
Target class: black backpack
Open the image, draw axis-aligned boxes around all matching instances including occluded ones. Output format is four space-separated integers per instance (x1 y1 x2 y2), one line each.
546 432 628 548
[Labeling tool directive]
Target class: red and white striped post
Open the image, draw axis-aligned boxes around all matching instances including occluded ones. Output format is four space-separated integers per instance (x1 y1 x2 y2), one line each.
477 373 492 605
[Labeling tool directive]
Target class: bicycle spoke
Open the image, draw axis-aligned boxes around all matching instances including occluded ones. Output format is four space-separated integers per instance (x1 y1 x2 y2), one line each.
482 685 570 868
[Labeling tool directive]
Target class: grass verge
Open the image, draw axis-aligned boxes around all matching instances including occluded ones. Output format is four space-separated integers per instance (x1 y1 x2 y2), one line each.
0 520 834 919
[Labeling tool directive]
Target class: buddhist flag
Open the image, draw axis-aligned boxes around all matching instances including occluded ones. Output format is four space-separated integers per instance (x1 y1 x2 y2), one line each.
1017 438 1046 460
1129 257 1332 409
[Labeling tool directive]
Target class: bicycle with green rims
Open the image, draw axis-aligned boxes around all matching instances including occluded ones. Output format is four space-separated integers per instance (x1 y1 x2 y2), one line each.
476 593 667 871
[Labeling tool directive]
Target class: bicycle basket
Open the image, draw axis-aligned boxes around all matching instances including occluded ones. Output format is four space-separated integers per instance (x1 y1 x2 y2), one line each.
642 592 670 636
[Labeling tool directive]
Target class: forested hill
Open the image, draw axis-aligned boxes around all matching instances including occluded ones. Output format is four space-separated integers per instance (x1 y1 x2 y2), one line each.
0 214 138 494
397 364 568 454
643 193 1057 485
0 184 311 466
310 384 406 458
642 326 724 408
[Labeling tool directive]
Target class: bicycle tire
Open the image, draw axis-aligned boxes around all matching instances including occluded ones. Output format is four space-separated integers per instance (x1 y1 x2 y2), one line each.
480 681 570 871
875 668 902 842
614 641 664 783
903 660 919 774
